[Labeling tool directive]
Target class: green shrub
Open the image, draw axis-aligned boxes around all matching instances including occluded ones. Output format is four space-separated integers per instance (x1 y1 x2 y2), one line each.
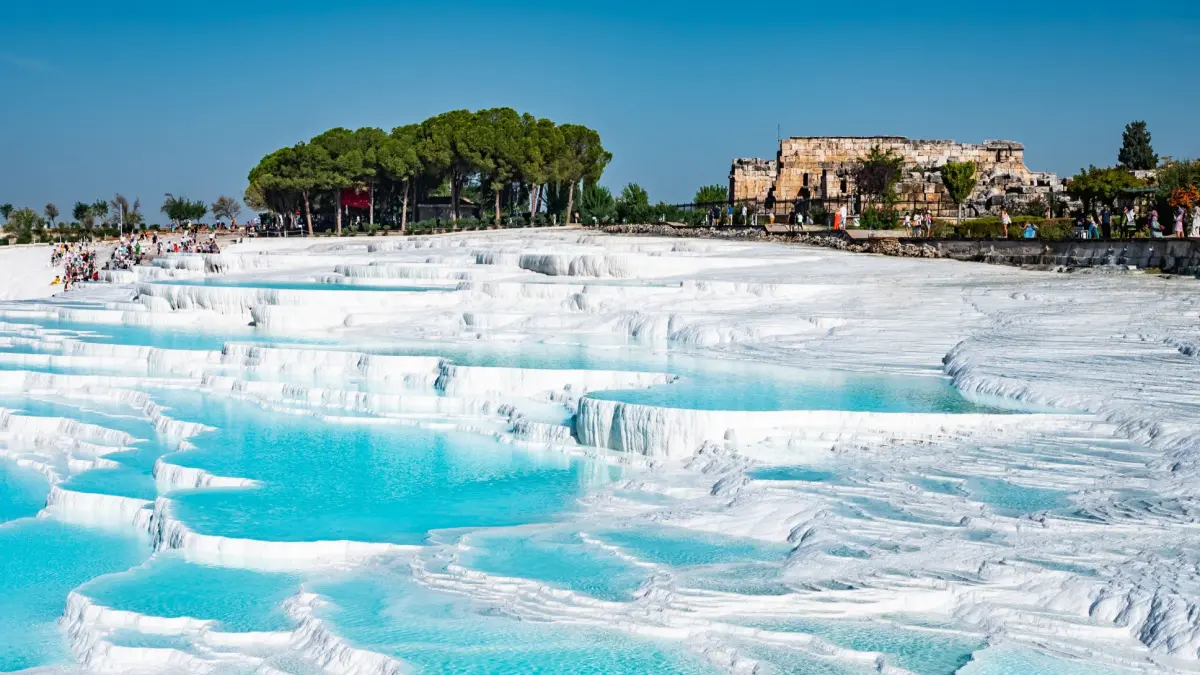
16 232 33 245
860 207 901 230
933 217 1076 240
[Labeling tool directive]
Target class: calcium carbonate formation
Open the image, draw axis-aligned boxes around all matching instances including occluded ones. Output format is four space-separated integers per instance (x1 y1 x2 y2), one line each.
1 229 1198 674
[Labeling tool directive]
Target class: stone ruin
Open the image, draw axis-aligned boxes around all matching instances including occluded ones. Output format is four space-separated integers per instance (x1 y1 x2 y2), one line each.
730 136 1068 216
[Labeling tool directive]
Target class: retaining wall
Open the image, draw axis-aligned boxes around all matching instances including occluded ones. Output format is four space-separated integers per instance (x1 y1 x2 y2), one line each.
906 238 1200 274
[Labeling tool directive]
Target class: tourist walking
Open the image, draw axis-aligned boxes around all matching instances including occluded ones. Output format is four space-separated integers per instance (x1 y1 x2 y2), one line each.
1174 206 1186 239
1101 206 1112 239
903 213 913 236
923 211 933 237
1000 208 1012 238
1191 206 1200 238
1150 210 1163 238
1087 214 1100 240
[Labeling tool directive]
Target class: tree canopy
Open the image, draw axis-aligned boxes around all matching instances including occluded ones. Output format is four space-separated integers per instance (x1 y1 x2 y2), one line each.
5 208 43 243
939 161 978 223
854 146 906 206
578 184 615 224
1155 159 1200 200
109 194 144 232
1118 121 1157 171
91 200 109 224
247 108 610 233
161 193 208 226
72 202 93 228
615 183 652 223
211 195 242 223
1066 166 1145 212
69 201 113 229
693 185 728 205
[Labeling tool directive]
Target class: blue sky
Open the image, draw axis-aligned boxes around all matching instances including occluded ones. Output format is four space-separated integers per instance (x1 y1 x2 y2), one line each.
1 0 1197 219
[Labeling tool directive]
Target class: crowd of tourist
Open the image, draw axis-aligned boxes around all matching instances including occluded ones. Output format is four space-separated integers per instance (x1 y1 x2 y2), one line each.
157 233 222 255
910 204 1200 240
48 231 223 292
701 201 1200 241
1066 205 1200 240
902 212 935 237
49 243 99 290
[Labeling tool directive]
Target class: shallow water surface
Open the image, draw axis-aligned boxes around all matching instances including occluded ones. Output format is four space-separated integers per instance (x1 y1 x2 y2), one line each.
0 461 49 523
588 362 998 413
311 570 718 674
0 520 147 671
80 553 298 633
167 396 619 543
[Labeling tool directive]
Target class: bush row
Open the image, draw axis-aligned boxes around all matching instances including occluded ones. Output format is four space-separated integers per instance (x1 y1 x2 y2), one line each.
930 218 1076 240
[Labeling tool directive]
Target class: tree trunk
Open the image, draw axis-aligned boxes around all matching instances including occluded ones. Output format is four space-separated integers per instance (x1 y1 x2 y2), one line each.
400 181 409 234
494 188 501 226
335 189 343 235
368 182 375 226
528 183 536 218
451 173 460 222
566 181 576 225
303 191 313 237
532 185 543 222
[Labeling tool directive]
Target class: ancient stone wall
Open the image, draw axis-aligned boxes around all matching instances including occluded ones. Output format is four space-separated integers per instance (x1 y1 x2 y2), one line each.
730 136 1066 216
729 158 776 202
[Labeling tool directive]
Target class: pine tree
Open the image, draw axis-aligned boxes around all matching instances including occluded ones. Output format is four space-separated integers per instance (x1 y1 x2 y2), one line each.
1118 121 1158 171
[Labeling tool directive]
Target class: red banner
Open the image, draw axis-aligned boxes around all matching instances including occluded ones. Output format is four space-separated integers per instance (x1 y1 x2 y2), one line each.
341 188 370 209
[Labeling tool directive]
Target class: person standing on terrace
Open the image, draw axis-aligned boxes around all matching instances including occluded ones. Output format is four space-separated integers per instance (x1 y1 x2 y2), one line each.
1123 206 1138 238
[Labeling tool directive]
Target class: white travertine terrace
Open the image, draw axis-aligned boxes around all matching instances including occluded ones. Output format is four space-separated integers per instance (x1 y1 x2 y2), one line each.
3 229 1199 674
